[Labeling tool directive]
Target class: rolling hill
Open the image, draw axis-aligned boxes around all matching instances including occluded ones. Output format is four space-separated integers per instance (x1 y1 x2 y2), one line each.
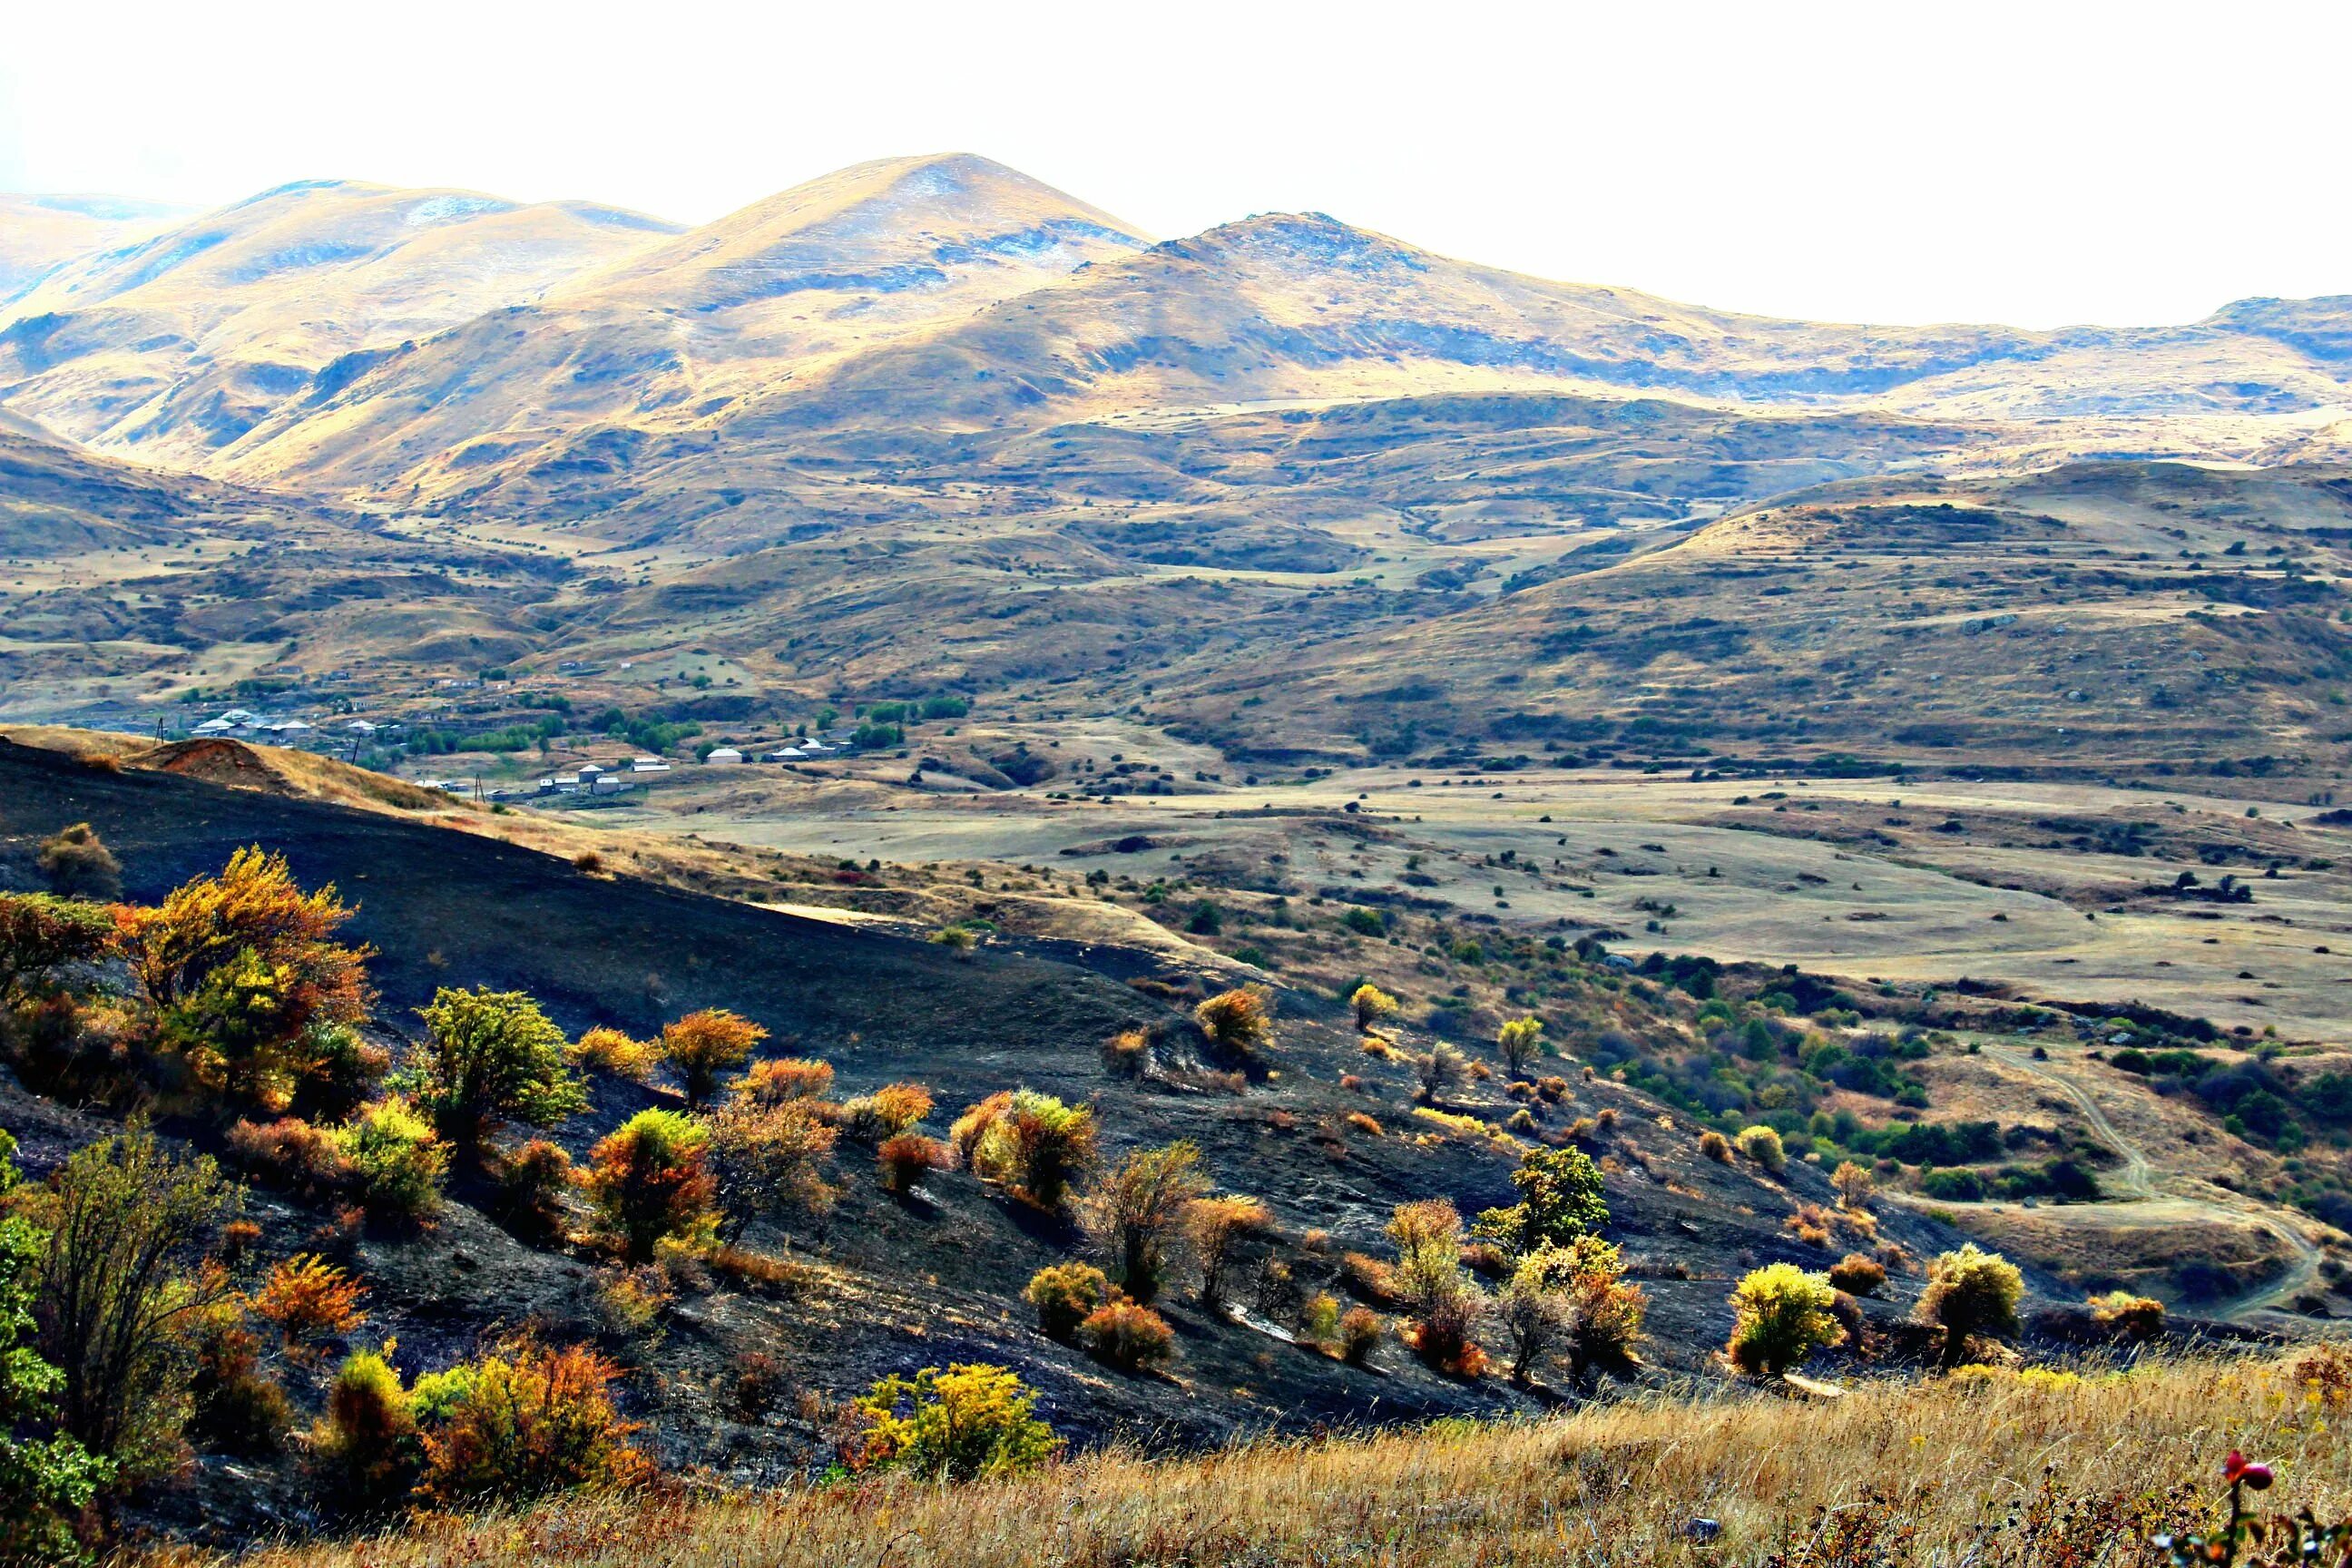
0 191 189 303
0 179 682 466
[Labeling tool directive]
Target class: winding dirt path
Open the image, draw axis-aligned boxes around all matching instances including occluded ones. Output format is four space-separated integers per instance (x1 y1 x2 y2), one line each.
1979 1044 2321 1323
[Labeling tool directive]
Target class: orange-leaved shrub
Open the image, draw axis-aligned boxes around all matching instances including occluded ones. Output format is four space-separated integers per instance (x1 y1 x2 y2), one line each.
1388 1199 1485 1375
958 1090 1096 1210
573 1026 660 1083
254 1253 368 1353
1195 986 1274 1057
1828 1253 1888 1297
660 1008 768 1105
877 1132 951 1194
416 1340 652 1504
494 1139 575 1243
1081 1299 1175 1372
581 1109 718 1262
841 1082 933 1142
737 1056 833 1104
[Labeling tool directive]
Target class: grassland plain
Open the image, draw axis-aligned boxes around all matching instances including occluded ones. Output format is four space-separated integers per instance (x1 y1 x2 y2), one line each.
154 1354 2352 1567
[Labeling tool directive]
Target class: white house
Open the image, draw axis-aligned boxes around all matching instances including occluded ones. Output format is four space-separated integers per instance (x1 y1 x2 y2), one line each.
631 757 670 773
578 763 605 779
218 709 261 725
347 720 377 735
589 774 630 795
706 748 744 765
765 748 805 761
192 719 236 735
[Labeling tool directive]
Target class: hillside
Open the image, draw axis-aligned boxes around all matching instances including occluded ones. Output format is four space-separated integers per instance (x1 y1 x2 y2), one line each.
0 192 188 302
0 180 681 466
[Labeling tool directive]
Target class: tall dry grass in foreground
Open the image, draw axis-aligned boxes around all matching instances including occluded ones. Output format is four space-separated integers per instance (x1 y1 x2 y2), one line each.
197 1357 2348 1567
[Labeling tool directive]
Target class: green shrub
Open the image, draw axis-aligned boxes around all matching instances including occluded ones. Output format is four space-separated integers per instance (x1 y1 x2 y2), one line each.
1725 1262 1843 1376
1081 1300 1176 1372
1388 1200 1485 1374
410 986 586 1150
0 893 115 1006
1024 1262 1112 1342
1736 1125 1787 1173
854 1363 1061 1480
1472 1146 1609 1254
1917 1245 2024 1368
314 1349 419 1511
335 1098 447 1224
0 1132 111 1564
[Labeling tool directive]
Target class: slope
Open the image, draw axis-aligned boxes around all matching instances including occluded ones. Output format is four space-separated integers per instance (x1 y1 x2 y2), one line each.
0 191 189 303
0 180 681 465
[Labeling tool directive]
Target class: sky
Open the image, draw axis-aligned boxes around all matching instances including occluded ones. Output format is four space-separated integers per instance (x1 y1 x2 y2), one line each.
3 0 2347 329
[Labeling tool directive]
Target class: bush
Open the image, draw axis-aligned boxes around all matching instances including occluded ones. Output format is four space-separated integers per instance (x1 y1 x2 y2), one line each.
1736 1124 1788 1172
1472 1146 1609 1254
1349 984 1398 1031
1195 986 1275 1057
254 1254 367 1353
877 1132 952 1195
1101 1029 1149 1077
0 893 114 1006
582 1110 719 1263
854 1363 1060 1481
1388 1200 1485 1374
1558 1237 1646 1386
1416 1042 1473 1104
493 1140 575 1243
573 1026 659 1083
0 1132 110 1564
37 823 120 900
187 1301 289 1456
1184 1194 1271 1308
1498 1016 1544 1077
226 1115 355 1204
1828 1253 1887 1297
1699 1129 1732 1161
120 848 376 1114
1726 1262 1844 1376
839 1082 933 1142
1076 1142 1207 1302
1338 1305 1384 1365
736 1056 833 1104
336 1098 448 1224
1917 1245 2024 1368
411 987 586 1150
37 1131 237 1475
1494 1250 1569 1383
417 1340 652 1504
660 1008 768 1106
1025 1261 1112 1342
314 1349 419 1511
962 1090 1098 1210
1081 1300 1176 1372
707 1098 837 1236
2089 1289 2165 1342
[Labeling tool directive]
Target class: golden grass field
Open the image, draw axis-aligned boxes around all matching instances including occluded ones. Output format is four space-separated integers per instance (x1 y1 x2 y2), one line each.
173 1354 2352 1568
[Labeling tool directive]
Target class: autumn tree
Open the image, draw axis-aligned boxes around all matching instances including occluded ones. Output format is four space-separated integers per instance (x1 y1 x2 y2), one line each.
117 848 376 1113
1195 986 1274 1058
707 1095 838 1240
1497 1016 1544 1078
1349 984 1397 1032
659 1008 767 1106
1473 1146 1609 1254
1184 1194 1270 1310
1076 1142 1208 1303
582 1111 719 1263
1387 1200 1484 1373
1916 1245 2024 1369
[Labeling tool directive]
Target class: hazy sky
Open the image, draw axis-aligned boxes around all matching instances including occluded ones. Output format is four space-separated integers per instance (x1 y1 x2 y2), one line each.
4 0 2345 328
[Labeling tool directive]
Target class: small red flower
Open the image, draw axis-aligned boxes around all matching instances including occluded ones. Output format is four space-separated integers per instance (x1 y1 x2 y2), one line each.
2221 1450 2274 1490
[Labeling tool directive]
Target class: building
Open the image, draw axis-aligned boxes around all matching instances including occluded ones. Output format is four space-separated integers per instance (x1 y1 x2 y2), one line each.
631 756 670 773
705 748 744 765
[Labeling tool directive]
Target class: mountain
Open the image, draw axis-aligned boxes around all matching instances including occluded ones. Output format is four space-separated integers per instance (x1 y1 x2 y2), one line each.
214 153 1152 494
0 180 682 466
0 191 189 303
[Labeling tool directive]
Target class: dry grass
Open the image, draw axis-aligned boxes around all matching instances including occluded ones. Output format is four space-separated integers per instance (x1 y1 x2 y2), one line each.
169 1354 2352 1567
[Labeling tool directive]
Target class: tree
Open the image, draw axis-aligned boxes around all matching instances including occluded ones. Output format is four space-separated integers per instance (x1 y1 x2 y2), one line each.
1831 1160 1876 1210
1736 1124 1787 1173
1916 1244 2024 1369
118 848 376 1113
854 1364 1061 1481
1473 1146 1609 1254
36 824 119 900
410 987 586 1151
1195 987 1274 1057
581 1111 719 1263
1725 1263 1843 1377
1076 1142 1208 1302
1349 984 1398 1032
1024 1263 1111 1342
1183 1194 1270 1310
659 1009 767 1106
706 1097 837 1240
1416 1042 1471 1104
1494 1250 1569 1383
1497 1016 1544 1078
0 1132 111 1566
0 895 114 1007
1557 1235 1647 1387
36 1132 237 1475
